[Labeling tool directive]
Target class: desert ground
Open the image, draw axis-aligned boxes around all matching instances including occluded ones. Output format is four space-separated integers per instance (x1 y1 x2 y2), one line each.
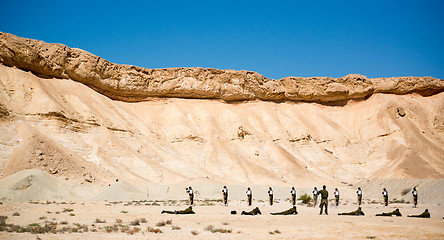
0 33 443 239
1 197 443 239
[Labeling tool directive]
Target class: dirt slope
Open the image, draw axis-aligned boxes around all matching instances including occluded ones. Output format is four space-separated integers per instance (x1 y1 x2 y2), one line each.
0 63 443 187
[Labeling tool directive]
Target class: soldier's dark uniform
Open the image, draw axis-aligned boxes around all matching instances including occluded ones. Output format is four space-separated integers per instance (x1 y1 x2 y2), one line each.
270 206 298 215
187 186 194 205
334 188 339 207
318 185 328 215
222 186 228 205
376 208 402 217
408 209 430 218
290 187 296 206
412 187 418 208
246 187 252 206
241 207 261 215
356 187 362 206
161 206 195 214
382 188 388 206
338 207 365 216
313 187 318 207
268 187 273 206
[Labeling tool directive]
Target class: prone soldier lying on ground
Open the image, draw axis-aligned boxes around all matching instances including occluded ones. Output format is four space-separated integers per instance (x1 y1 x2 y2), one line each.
270 206 298 215
241 207 262 215
338 207 365 216
161 206 195 215
376 208 402 217
408 209 430 218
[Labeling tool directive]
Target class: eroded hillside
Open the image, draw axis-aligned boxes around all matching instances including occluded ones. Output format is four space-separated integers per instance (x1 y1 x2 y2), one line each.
0 33 443 186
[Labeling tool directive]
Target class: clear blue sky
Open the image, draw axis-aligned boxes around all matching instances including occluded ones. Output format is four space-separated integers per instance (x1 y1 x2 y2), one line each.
1 0 443 79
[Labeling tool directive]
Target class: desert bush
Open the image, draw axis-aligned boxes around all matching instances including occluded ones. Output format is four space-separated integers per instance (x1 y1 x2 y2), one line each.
126 227 140 235
204 225 232 233
191 230 199 235
69 213 75 216
115 219 123 224
147 226 162 233
120 210 128 214
12 212 20 216
0 216 7 225
298 194 312 204
62 208 73 212
95 218 106 223
120 225 129 233
59 221 68 225
172 225 181 230
130 220 140 226
39 216 47 220
156 220 172 227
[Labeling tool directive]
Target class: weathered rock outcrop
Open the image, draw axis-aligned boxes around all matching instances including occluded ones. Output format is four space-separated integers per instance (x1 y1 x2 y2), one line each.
1 32 443 102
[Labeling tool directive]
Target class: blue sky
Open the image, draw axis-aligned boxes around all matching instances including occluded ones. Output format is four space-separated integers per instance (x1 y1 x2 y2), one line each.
1 0 443 79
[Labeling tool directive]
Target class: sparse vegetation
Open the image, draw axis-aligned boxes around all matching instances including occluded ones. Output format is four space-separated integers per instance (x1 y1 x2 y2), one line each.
156 220 172 227
115 219 123 224
269 229 281 235
172 225 181 230
191 230 199 235
120 210 128 214
147 226 162 233
222 222 229 225
62 208 73 212
95 218 106 223
204 225 232 233
69 213 75 216
12 212 20 216
39 216 47 220
298 194 312 204
366 236 377 239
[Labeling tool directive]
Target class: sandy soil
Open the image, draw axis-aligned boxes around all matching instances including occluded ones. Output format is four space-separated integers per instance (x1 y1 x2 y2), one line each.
1 200 443 240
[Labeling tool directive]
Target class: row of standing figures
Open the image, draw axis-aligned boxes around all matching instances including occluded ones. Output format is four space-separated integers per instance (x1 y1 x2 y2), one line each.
185 186 419 208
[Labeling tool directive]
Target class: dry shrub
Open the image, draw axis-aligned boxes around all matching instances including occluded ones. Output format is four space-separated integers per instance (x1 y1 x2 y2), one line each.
156 220 172 227
0 216 7 225
130 220 140 226
205 225 232 233
126 227 141 235
12 212 20 216
191 230 199 235
95 218 106 223
172 225 181 230
147 226 162 233
115 219 123 224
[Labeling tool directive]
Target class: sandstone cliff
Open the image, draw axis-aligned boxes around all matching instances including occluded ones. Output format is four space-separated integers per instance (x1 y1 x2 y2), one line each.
1 32 442 103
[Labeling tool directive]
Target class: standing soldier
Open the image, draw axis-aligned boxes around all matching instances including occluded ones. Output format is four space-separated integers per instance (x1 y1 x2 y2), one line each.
318 185 328 215
222 186 228 206
290 187 296 206
356 187 362 206
382 188 388 207
313 187 318 207
246 187 252 206
268 187 274 205
186 186 194 205
412 187 418 208
334 188 340 207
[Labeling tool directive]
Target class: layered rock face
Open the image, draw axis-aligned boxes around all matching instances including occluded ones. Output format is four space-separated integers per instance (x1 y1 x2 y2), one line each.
1 32 442 103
